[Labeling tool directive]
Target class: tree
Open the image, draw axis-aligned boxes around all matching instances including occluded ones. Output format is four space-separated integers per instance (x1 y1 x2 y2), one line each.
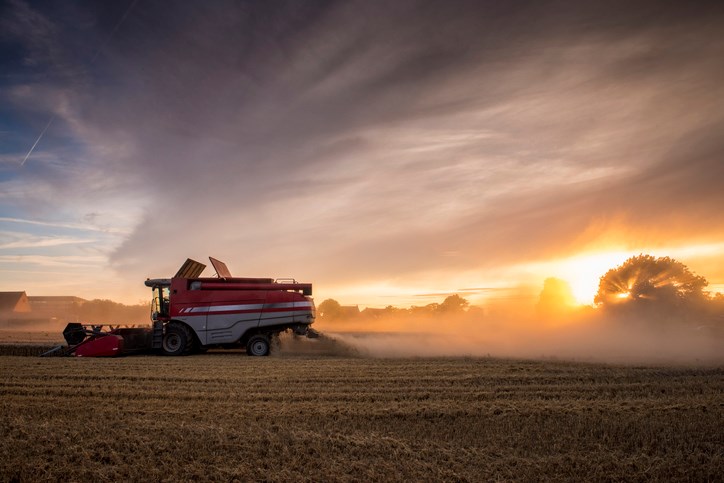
77 299 149 324
438 294 469 313
594 255 708 308
537 277 576 317
318 299 342 320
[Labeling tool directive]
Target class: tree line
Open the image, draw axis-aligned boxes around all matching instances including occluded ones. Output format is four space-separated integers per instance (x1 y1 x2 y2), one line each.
318 254 724 324
317 293 476 321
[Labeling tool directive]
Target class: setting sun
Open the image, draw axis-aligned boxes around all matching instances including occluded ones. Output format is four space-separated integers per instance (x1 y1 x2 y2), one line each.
515 250 634 306
517 243 724 307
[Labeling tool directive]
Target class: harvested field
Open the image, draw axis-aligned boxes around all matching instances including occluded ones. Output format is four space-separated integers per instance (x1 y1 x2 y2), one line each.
1 354 722 481
0 329 64 345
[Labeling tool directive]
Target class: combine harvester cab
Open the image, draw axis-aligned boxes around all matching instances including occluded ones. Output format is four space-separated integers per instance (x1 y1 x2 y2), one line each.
146 257 316 356
43 257 316 357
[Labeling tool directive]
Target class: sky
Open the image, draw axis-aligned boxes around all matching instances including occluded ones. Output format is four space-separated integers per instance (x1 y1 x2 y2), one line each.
1 0 723 308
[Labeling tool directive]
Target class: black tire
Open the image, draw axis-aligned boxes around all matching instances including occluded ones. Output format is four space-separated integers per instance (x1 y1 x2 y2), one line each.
162 323 193 356
246 334 270 356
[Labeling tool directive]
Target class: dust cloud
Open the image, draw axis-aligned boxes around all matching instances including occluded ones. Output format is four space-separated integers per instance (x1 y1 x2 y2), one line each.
314 309 724 364
273 331 360 358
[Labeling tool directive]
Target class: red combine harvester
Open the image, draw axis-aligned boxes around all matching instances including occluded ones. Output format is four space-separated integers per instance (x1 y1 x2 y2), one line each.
43 257 316 357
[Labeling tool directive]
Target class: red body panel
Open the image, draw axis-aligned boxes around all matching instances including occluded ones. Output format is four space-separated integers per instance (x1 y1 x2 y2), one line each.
169 278 269 317
168 278 310 317
75 335 124 357
196 282 312 292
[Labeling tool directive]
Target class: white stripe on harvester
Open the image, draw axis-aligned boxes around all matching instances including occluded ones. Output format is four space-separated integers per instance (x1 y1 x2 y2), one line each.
180 301 312 314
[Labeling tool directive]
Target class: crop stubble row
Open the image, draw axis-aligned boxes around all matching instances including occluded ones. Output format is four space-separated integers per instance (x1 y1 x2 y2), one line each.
1 355 722 481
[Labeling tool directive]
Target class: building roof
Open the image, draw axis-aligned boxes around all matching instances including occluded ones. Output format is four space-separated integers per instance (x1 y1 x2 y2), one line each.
0 292 27 312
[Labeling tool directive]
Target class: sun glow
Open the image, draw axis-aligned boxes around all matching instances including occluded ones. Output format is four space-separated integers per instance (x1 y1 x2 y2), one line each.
518 242 724 306
518 250 634 305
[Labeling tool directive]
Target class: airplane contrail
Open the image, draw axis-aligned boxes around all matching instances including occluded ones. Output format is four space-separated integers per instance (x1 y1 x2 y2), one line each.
19 0 140 167
20 116 55 167
91 0 141 62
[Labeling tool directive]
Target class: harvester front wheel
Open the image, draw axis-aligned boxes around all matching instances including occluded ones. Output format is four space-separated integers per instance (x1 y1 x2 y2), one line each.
162 323 193 356
246 334 270 356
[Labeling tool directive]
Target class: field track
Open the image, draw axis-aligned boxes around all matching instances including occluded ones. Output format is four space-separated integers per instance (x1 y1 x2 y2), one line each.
1 353 722 481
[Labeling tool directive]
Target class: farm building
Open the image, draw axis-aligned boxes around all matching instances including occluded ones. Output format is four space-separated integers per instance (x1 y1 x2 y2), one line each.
27 296 85 319
360 307 386 318
339 305 361 318
0 291 32 315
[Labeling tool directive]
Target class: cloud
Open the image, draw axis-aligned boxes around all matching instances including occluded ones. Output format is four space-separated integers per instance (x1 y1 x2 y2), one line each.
0 254 105 268
2 0 724 302
0 231 96 249
0 217 128 234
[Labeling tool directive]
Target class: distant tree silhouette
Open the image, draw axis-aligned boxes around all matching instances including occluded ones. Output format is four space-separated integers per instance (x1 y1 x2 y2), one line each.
318 299 342 319
409 303 438 317
381 305 407 317
77 299 149 324
537 277 576 317
438 294 469 313
595 255 708 309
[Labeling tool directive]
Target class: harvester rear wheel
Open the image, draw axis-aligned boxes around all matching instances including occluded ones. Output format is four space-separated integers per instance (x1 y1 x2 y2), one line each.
162 323 193 356
246 334 270 356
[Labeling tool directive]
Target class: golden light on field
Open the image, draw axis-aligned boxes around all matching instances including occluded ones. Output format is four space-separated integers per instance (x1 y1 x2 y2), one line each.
2 356 723 480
